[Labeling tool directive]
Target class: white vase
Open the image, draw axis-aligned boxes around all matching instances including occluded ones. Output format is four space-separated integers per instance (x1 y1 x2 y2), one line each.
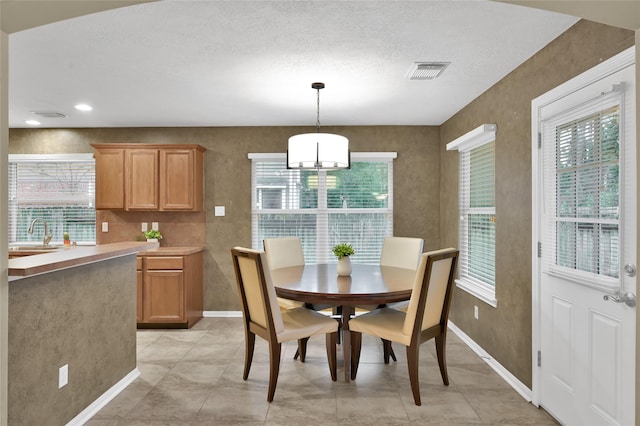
337 256 352 276
147 238 159 243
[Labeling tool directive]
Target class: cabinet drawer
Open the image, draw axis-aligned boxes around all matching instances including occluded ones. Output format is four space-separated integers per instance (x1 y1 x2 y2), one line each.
136 257 143 270
145 256 183 270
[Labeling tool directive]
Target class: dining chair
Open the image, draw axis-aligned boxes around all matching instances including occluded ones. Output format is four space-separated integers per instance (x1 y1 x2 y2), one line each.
231 247 339 402
380 236 425 269
263 237 312 359
361 236 424 362
263 237 307 311
349 247 458 406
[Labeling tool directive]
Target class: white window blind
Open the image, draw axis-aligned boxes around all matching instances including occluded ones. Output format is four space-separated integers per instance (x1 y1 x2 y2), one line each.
447 124 496 306
8 154 96 245
250 153 396 264
541 91 621 283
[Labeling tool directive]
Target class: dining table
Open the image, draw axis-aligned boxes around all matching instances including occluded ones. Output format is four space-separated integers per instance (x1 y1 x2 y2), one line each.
270 263 417 382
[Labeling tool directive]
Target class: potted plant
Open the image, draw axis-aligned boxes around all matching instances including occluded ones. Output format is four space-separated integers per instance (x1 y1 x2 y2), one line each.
332 243 355 276
144 229 163 243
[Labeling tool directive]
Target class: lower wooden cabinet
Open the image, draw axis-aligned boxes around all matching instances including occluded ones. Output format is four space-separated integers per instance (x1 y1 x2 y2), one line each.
136 251 203 328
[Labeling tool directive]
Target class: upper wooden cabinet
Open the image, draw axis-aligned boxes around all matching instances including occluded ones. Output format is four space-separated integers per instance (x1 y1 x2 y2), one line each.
92 144 205 211
94 148 125 209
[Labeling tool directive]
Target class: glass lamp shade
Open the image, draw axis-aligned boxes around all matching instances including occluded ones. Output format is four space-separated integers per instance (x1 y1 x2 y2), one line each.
287 133 350 169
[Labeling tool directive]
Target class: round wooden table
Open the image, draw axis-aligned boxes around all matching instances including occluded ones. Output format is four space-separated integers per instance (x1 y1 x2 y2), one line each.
271 263 416 381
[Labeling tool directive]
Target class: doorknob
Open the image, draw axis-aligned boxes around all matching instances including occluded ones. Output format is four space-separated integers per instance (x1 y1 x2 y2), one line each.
624 264 636 277
603 291 637 308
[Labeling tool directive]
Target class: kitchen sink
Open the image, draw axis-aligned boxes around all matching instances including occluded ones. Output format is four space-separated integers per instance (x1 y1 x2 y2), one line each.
9 245 60 251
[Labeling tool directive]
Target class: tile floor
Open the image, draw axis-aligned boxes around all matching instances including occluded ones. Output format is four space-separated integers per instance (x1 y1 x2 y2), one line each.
88 317 557 425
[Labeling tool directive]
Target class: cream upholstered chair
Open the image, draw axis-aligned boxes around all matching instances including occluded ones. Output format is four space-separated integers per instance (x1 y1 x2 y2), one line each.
349 248 458 406
380 236 424 269
364 236 424 362
231 247 338 402
263 237 310 360
263 237 306 311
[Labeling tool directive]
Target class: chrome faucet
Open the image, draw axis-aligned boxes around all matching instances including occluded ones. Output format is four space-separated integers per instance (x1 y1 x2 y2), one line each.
28 218 53 246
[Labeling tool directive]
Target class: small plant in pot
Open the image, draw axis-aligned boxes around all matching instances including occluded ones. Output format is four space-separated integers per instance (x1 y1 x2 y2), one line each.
332 243 355 276
144 229 163 242
332 243 355 258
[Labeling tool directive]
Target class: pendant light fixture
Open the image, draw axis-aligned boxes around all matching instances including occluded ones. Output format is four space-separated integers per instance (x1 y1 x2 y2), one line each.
287 82 350 170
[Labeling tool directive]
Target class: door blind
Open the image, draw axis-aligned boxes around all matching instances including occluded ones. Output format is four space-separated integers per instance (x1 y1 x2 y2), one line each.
541 92 621 280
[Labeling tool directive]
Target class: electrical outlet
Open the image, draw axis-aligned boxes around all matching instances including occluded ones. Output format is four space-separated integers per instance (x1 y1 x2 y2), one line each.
141 222 148 232
151 222 159 231
59 364 68 388
474 305 479 320
101 222 108 233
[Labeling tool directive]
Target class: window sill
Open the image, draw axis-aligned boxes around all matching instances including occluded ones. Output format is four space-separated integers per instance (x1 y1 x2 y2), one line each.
455 278 497 308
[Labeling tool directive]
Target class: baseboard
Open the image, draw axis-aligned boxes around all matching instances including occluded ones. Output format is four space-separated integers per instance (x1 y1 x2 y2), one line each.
448 321 532 402
203 310 242 318
66 368 140 426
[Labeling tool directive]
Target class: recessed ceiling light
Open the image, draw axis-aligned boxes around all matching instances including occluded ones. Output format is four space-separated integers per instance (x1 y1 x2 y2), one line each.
25 120 41 126
74 104 93 111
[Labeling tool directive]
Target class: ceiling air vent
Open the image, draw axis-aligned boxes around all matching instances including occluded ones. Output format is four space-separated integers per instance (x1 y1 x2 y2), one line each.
31 111 67 118
406 62 450 80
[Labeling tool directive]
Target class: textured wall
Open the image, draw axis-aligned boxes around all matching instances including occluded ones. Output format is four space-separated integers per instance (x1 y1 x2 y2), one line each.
9 125 440 311
8 255 137 425
439 20 635 388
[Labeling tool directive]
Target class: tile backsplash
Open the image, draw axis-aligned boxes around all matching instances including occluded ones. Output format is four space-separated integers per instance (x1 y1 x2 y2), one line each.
96 210 205 247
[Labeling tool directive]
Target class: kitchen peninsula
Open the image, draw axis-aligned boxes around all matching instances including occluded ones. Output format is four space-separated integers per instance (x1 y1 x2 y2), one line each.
8 241 157 425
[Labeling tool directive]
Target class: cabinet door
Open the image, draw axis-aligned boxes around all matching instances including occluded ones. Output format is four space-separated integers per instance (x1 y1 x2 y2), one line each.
94 149 124 209
136 269 143 323
143 270 184 322
160 149 196 210
125 149 158 210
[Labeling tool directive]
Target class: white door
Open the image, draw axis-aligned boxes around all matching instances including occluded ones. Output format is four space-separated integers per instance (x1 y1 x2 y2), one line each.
534 49 636 426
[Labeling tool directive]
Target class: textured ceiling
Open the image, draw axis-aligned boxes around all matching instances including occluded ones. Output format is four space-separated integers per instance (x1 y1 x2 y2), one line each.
8 0 578 128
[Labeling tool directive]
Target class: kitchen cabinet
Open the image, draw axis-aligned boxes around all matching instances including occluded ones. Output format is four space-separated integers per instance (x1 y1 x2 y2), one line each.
92 144 205 211
126 148 159 210
137 249 203 328
94 148 125 209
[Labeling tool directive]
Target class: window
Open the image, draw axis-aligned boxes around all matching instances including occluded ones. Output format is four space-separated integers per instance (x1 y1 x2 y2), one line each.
541 91 621 285
447 124 497 306
250 152 396 264
8 154 96 245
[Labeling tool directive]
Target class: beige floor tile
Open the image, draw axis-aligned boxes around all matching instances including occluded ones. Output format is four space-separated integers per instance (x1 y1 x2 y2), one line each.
90 318 557 425
124 385 211 421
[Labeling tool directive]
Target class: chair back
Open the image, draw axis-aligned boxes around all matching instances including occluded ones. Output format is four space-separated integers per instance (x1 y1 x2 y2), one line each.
380 236 424 270
231 247 285 335
402 248 458 337
263 237 305 270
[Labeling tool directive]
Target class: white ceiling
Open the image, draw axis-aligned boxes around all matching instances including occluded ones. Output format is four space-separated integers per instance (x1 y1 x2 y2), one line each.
8 0 578 129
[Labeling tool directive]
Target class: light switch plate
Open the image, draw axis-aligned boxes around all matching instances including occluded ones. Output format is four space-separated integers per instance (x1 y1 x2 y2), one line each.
141 222 148 232
101 222 109 232
151 222 159 231
215 206 225 217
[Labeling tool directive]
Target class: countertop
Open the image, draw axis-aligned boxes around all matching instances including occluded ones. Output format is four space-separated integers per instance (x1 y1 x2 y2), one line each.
8 241 159 279
137 246 205 256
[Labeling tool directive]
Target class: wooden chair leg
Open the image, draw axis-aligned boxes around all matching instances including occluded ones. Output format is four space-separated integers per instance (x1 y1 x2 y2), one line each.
350 331 362 380
243 330 255 380
406 344 421 406
382 339 397 363
267 340 282 402
297 337 309 362
435 333 449 386
326 332 337 381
